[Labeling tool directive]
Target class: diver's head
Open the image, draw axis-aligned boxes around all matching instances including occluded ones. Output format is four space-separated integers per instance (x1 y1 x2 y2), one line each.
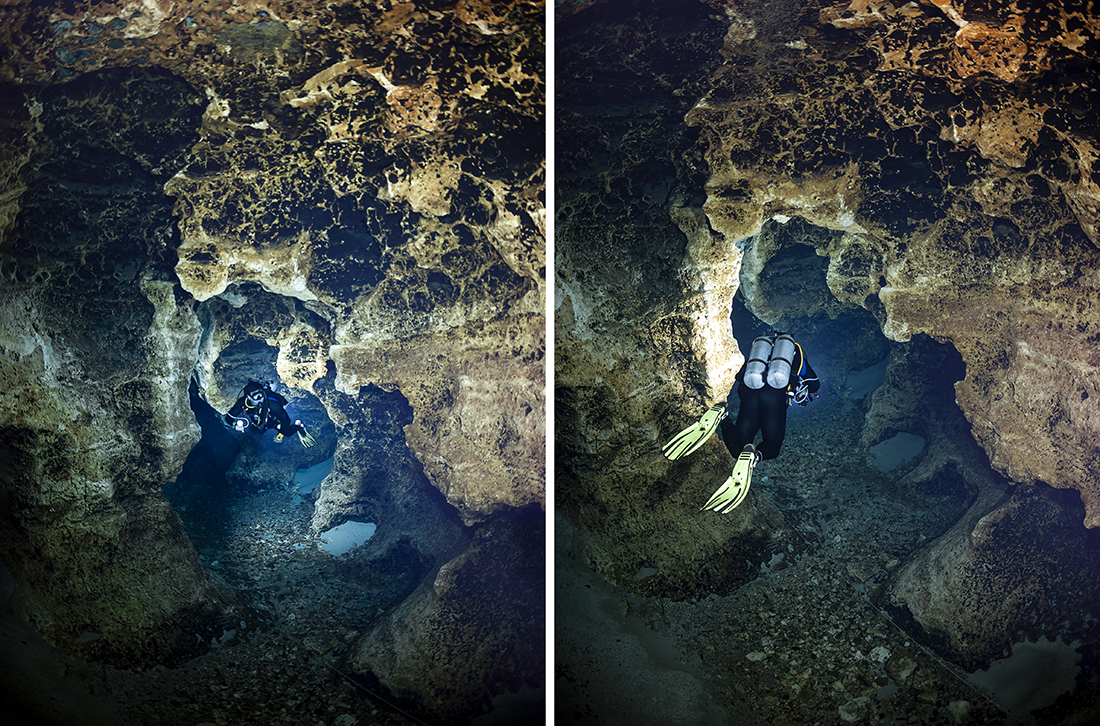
244 381 265 406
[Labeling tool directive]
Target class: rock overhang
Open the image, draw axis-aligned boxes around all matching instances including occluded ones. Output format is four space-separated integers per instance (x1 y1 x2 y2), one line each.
679 0 1100 527
0 0 544 718
556 2 1100 691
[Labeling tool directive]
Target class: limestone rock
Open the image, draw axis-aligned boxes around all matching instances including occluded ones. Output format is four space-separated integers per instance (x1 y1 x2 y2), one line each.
1 0 545 527
353 507 543 722
559 2 1100 722
0 67 232 666
887 485 1100 669
0 0 544 718
686 0 1100 530
557 0 792 598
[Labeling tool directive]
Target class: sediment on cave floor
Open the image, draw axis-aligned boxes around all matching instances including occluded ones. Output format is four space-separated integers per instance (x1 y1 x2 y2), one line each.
53 376 444 725
559 298 1100 725
165 378 427 633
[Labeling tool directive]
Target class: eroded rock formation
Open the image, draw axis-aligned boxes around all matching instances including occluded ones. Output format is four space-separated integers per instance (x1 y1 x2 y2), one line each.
0 0 544 722
557 0 1100 704
0 67 232 667
689 0 1100 530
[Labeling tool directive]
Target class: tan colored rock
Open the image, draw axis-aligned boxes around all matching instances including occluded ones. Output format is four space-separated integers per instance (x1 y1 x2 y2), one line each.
0 280 230 664
354 509 542 721
685 0 1100 532
888 485 1100 668
0 0 544 716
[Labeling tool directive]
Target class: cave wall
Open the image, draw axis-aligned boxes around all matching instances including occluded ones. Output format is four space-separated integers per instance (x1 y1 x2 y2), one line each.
0 68 232 665
0 0 545 718
557 0 1100 671
0 0 545 524
681 0 1100 665
556 0 795 599
686 0 1100 528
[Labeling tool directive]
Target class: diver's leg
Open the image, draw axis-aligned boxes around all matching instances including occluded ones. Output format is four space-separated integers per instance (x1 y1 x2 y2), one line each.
757 387 788 460
721 387 760 459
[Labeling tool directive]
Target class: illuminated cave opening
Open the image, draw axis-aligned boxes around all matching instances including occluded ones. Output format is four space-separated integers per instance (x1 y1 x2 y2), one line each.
727 219 979 530
0 14 547 723
165 372 430 633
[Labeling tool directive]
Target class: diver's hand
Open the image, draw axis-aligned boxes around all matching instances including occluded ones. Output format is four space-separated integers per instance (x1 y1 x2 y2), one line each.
794 384 815 406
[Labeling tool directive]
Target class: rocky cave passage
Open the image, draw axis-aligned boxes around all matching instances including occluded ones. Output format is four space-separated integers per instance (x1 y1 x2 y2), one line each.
555 0 1100 723
561 211 1100 725
0 1 546 723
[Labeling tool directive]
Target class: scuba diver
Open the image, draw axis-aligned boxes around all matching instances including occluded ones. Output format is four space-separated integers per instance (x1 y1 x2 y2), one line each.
661 331 819 513
224 379 318 448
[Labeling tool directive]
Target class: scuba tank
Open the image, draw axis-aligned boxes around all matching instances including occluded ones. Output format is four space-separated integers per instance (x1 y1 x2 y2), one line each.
766 334 798 389
743 336 774 390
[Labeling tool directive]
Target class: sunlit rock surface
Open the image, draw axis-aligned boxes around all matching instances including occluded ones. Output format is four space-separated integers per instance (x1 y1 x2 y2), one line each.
0 0 543 722
688 0 1100 528
558 0 1100 722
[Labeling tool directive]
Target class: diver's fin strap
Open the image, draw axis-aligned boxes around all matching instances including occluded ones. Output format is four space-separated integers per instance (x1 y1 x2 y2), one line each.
701 447 757 514
662 404 726 461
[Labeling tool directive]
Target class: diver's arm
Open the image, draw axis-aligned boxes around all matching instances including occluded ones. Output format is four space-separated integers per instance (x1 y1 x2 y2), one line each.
801 359 821 394
269 401 300 434
224 398 245 426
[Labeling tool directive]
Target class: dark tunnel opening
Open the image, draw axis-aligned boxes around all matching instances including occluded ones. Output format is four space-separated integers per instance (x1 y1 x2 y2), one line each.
724 226 983 547
149 374 446 722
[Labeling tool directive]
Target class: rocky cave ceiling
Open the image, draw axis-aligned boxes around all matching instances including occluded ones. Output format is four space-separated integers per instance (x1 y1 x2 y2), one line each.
0 0 544 723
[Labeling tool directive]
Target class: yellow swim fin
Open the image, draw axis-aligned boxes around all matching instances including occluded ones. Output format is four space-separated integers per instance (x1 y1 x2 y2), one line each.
662 404 726 461
701 444 759 513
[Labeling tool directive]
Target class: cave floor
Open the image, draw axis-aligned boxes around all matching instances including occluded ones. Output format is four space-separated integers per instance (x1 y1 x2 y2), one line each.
556 394 1031 726
89 480 419 726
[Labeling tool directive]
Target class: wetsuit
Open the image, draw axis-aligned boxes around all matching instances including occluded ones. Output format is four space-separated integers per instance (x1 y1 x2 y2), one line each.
225 385 302 438
719 341 819 461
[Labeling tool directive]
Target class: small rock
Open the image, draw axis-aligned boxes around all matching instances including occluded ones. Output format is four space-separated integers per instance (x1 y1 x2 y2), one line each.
885 650 917 683
746 651 766 662
846 561 879 583
838 696 871 722
948 700 970 722
868 645 890 664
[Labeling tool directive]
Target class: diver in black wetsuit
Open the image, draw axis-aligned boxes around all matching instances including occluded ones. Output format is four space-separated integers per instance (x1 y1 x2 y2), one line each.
660 331 821 513
224 379 316 447
719 330 820 465
695 331 819 513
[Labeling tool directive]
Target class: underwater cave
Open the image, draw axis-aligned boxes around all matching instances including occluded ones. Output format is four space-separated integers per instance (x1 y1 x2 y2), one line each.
0 2 547 721
559 213 1100 725
555 1 1100 723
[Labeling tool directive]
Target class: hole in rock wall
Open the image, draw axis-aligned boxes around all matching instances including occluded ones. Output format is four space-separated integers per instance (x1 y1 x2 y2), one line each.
846 357 889 401
868 432 926 474
166 377 342 561
290 456 332 504
709 220 1100 722
318 521 378 556
727 226 973 511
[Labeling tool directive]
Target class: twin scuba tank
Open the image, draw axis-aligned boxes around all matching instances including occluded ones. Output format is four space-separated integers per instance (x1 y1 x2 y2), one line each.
743 333 798 390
